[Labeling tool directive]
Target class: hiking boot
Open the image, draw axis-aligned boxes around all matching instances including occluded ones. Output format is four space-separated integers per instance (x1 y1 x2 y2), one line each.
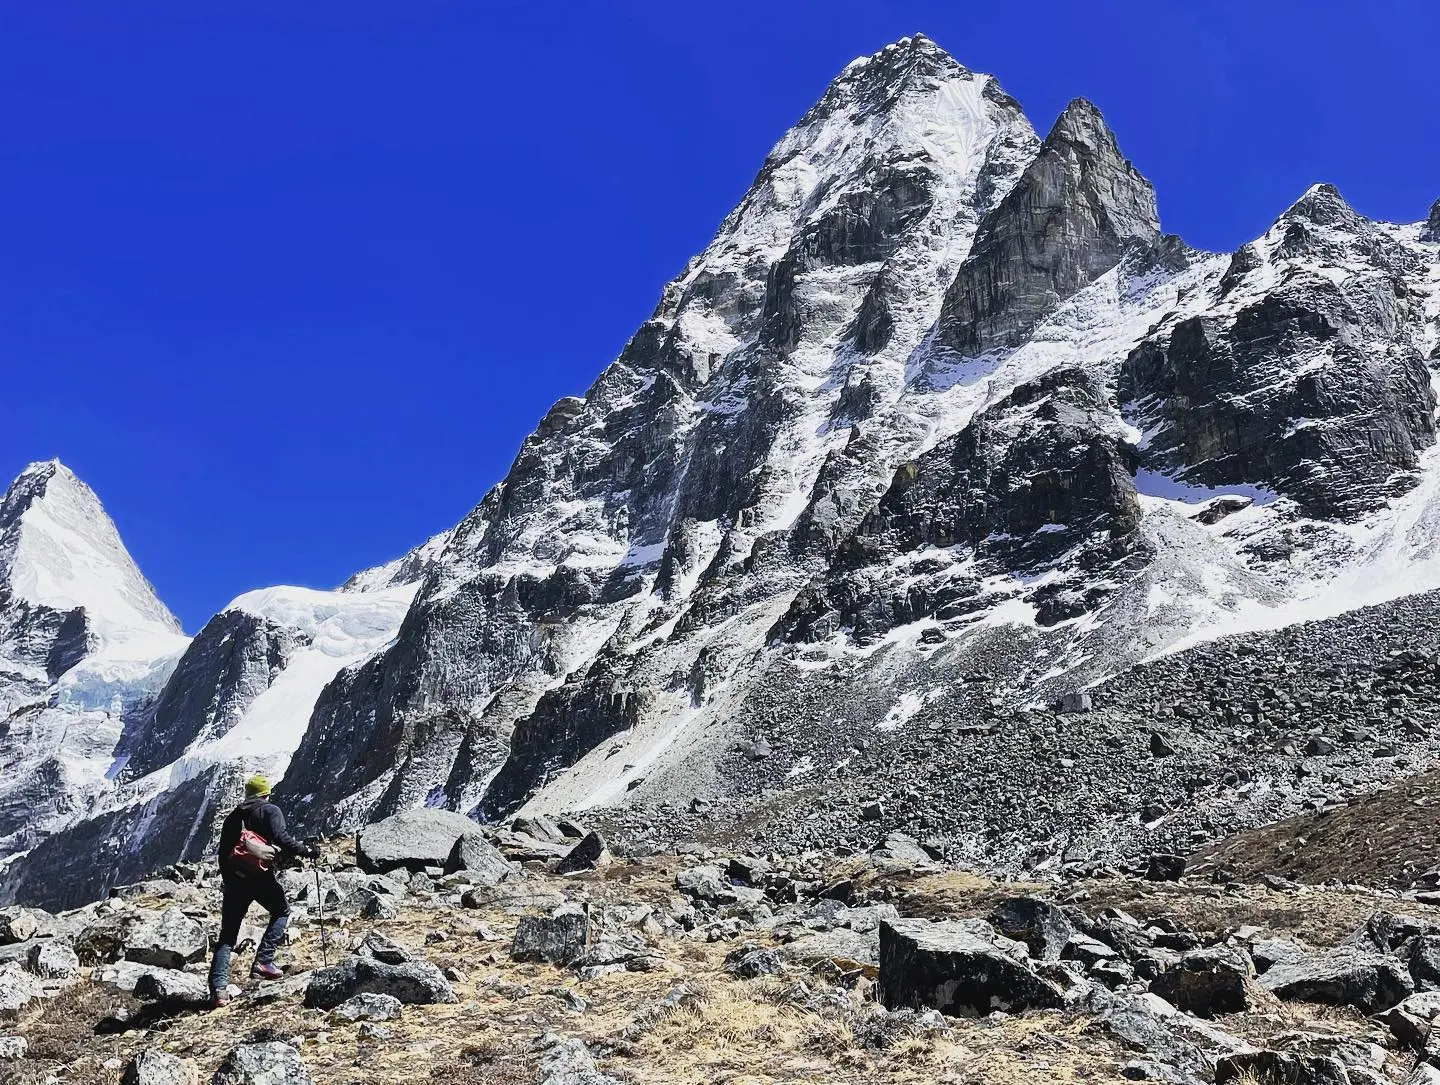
211 989 232 1008
250 961 284 981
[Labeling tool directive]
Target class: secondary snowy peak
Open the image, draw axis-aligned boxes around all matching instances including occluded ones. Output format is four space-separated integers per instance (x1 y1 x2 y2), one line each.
1121 182 1436 519
940 96 1162 357
0 460 179 642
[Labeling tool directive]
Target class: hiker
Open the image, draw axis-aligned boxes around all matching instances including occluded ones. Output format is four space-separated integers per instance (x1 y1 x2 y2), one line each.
208 774 318 1006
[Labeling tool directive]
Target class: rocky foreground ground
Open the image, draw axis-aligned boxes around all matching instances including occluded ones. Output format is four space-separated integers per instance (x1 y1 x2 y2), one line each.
8 811 1440 1084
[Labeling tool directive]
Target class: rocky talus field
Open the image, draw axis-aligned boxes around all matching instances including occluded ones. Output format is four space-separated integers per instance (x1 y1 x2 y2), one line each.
8 810 1440 1085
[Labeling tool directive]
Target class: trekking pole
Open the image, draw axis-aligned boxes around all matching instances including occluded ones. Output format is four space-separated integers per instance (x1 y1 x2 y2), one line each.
313 858 330 968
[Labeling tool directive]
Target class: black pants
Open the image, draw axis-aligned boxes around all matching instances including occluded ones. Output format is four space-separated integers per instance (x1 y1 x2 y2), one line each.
209 869 289 991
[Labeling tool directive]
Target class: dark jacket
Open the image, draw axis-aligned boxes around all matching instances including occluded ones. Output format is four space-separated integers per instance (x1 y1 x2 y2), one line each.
218 796 317 875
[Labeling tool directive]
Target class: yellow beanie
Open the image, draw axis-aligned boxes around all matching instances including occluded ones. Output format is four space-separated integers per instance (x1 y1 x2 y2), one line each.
245 774 271 797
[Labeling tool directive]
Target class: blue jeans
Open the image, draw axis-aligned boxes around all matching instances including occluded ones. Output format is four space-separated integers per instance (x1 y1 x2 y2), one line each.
209 870 290 992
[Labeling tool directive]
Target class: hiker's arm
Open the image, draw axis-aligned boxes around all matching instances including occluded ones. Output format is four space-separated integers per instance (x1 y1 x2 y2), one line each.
264 806 318 858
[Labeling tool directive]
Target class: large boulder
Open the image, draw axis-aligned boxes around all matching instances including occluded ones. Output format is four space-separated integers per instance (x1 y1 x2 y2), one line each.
460 882 565 913
26 941 79 980
878 918 1065 1016
778 928 881 970
1409 936 1440 992
675 865 738 905
303 955 456 1009
1093 990 1250 1083
0 908 39 945
989 898 1076 962
95 960 178 995
1150 947 1254 1017
213 1041 312 1085
0 965 44 1013
724 943 784 979
1215 1050 1349 1085
133 968 211 1006
122 1049 198 1085
123 908 207 970
356 808 489 875
871 832 934 865
74 911 133 964
444 833 514 883
511 905 590 967
555 832 611 875
1260 946 1413 1014
537 1036 624 1085
1349 912 1435 955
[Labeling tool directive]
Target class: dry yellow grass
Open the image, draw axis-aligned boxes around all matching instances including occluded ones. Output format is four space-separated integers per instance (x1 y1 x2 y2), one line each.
3 857 1422 1085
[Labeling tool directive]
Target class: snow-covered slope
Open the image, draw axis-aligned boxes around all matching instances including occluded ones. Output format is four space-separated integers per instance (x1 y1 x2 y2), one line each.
5 34 1440 906
0 465 421 907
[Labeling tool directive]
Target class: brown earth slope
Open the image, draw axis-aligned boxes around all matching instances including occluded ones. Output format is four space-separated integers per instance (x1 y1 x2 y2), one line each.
1190 762 1440 888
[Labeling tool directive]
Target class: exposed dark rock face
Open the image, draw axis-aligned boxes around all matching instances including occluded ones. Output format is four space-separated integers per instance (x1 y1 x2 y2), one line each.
480 674 651 818
119 610 304 780
1121 185 1436 518
0 768 228 911
0 597 93 684
939 98 1161 356
778 367 1144 639
1423 198 1440 243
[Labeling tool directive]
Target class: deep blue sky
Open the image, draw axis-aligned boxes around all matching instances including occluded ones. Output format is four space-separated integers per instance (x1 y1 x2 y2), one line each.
3 1 1436 630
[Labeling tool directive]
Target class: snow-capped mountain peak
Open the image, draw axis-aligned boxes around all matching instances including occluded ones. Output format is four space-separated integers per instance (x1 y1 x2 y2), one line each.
6 35 1440 910
0 460 179 643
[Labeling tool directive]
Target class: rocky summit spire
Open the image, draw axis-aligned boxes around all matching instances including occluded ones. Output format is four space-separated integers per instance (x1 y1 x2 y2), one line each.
938 97 1161 357
1424 197 1440 243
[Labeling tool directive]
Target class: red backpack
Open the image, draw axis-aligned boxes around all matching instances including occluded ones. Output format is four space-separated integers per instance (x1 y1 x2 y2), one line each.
229 812 279 875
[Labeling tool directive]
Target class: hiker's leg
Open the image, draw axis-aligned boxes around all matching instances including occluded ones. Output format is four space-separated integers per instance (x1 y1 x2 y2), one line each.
253 874 291 966
209 876 254 993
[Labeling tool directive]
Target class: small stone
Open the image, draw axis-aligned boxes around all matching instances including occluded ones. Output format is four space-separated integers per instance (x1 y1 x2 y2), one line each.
0 909 39 946
1144 854 1185 882
213 1041 312 1085
27 941 80 980
121 1049 197 1085
724 943 784 979
329 992 403 1022
0 1036 28 1060
357 931 412 964
511 905 590 967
